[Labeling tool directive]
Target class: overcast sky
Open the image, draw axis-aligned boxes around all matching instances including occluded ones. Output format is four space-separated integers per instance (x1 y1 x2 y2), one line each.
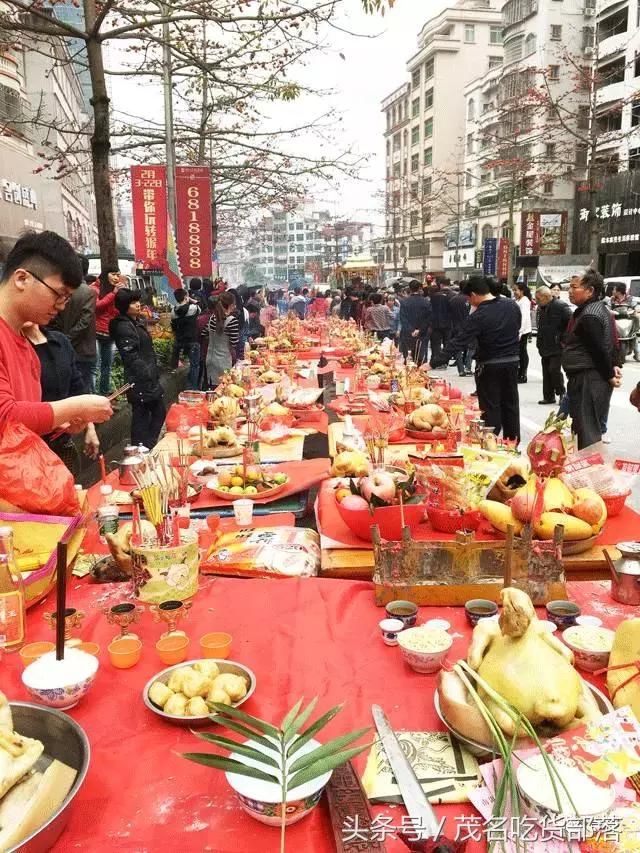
109 0 448 232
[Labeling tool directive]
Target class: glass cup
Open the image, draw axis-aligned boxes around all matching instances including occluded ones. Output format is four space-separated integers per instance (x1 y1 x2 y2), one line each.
156 634 190 665
199 632 232 659
108 637 142 669
233 499 254 526
19 641 55 668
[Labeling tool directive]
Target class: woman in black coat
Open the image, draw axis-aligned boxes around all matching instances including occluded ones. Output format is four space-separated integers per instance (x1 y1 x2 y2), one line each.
109 289 166 449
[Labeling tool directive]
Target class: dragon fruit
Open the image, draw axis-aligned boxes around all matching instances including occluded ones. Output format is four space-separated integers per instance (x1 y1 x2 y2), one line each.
527 412 572 479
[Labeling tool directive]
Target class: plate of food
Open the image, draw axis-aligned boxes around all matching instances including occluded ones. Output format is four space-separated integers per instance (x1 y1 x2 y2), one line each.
0 693 90 850
143 659 256 726
206 465 289 500
193 426 242 459
257 369 282 385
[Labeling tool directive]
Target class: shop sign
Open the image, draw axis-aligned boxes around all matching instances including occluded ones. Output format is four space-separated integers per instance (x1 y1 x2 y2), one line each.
497 238 510 279
443 247 475 268
483 238 497 275
520 211 567 256
130 165 168 269
175 166 213 278
1 179 37 209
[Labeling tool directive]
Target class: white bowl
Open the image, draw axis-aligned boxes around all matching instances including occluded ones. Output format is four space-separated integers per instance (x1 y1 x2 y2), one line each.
397 627 452 673
22 648 99 709
225 736 332 826
562 625 614 672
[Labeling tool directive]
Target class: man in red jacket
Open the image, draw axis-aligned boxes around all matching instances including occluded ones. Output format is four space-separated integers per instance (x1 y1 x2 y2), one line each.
0 231 113 435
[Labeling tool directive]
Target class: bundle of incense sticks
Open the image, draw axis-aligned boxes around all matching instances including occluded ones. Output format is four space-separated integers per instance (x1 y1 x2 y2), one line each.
131 454 186 546
48 382 134 442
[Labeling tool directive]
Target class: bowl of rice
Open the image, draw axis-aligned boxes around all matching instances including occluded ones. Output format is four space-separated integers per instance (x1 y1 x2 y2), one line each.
397 627 452 674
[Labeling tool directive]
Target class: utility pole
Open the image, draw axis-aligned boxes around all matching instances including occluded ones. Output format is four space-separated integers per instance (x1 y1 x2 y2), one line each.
162 1 176 224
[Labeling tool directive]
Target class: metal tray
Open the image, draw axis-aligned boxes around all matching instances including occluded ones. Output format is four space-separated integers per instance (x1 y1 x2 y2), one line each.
7 702 90 853
434 681 613 759
143 658 256 726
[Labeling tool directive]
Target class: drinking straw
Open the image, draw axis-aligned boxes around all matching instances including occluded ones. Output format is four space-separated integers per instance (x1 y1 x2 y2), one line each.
55 541 68 661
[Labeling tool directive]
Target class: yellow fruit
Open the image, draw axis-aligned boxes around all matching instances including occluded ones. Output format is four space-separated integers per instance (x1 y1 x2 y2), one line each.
534 512 593 541
477 500 523 535
543 478 574 512
229 486 244 495
245 466 260 482
335 487 351 503
230 476 244 488
217 471 232 487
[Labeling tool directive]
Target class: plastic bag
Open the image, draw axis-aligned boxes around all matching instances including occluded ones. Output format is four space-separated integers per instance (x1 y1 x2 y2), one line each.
0 422 80 516
200 527 319 578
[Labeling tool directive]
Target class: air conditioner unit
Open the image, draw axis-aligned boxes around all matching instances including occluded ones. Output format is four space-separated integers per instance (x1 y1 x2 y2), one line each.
583 45 594 54
584 7 595 15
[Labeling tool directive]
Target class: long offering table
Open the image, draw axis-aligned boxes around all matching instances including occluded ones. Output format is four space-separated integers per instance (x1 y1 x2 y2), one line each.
5 576 631 852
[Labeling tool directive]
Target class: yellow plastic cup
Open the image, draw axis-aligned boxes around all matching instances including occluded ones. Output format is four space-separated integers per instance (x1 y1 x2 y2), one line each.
108 637 142 669
199 632 232 659
155 634 190 665
19 641 55 668
76 641 100 658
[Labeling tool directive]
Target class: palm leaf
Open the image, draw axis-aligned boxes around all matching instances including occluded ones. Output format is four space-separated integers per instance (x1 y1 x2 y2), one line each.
287 703 343 757
182 753 279 783
191 732 280 768
209 703 280 738
288 728 370 775
288 743 372 790
284 697 318 743
281 698 304 732
209 716 274 749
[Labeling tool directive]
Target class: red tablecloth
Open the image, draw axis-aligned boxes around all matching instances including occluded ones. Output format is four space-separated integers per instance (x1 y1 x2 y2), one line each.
5 577 632 852
317 479 640 550
87 459 330 512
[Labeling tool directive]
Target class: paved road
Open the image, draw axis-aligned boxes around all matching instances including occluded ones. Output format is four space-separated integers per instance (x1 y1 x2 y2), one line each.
430 342 640 509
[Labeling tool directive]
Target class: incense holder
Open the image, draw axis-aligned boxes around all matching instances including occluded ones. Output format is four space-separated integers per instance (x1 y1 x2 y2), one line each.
44 607 85 641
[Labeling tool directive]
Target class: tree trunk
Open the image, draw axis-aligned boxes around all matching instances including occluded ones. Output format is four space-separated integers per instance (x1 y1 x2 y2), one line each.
84 0 117 269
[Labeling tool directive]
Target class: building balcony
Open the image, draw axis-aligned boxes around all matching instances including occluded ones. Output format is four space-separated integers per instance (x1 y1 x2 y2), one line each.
599 32 630 61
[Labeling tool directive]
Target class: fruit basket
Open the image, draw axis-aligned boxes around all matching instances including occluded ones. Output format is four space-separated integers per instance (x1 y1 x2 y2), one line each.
336 500 426 542
426 505 482 534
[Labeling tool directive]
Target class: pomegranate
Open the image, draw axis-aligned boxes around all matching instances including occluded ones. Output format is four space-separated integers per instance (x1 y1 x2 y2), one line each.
527 412 571 479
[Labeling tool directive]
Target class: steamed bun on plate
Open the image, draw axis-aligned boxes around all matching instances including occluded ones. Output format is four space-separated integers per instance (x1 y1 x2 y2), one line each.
148 681 173 708
186 697 209 716
212 673 248 702
207 686 232 706
164 693 188 717
194 661 220 679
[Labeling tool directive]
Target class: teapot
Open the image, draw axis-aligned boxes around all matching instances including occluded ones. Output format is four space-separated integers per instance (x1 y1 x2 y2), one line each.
605 542 640 606
111 455 144 487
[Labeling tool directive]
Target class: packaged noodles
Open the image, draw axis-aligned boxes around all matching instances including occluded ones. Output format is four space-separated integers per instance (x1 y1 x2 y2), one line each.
201 527 319 578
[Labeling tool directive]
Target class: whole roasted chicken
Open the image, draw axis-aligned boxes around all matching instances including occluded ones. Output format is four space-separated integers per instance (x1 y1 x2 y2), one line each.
439 587 601 743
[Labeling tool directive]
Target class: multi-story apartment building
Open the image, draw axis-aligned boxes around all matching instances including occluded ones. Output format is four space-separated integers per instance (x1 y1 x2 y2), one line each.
382 0 504 279
248 208 373 284
0 33 97 261
593 0 640 171
462 0 593 279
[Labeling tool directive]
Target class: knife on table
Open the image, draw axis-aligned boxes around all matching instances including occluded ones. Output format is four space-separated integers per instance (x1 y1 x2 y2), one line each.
372 705 466 852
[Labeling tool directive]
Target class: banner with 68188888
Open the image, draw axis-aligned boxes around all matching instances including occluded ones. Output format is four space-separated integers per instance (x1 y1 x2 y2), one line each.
175 165 213 280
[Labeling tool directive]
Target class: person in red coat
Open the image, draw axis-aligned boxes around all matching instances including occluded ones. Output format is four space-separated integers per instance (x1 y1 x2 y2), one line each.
92 268 125 395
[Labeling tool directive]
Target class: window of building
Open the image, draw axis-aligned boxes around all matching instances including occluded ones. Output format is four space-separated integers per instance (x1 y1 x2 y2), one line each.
576 143 588 166
548 64 560 80
546 142 556 158
582 26 594 50
296 233 304 242
423 176 432 195
503 0 538 27
393 133 401 151
480 172 489 184
412 97 420 117
385 246 391 262
550 24 562 40
425 57 434 80
467 99 475 121
489 25 503 44
525 33 537 55
411 153 419 172
393 162 401 178
467 132 474 154
412 67 421 89
465 172 473 188
597 8 628 41
423 207 432 225
424 147 433 166
425 88 434 109
501 220 510 238
630 99 640 127
386 167 390 180
410 181 418 199
629 148 640 170
505 36 524 63
408 239 430 258
411 125 420 146
391 105 397 125
403 159 408 176
410 210 419 228
424 117 433 138
464 24 475 42
295 222 303 229
577 105 590 129
482 224 494 240
543 180 554 194
386 139 390 156
489 55 503 69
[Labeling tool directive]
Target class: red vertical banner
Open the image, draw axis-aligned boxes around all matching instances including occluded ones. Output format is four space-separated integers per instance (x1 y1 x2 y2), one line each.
175 166 213 279
520 211 540 256
497 238 510 280
130 165 168 268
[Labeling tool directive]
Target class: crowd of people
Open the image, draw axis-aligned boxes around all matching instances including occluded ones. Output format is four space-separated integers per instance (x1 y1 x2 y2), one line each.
1 228 639 483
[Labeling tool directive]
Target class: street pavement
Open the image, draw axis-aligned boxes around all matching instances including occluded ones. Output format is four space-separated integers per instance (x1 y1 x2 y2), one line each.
430 342 640 510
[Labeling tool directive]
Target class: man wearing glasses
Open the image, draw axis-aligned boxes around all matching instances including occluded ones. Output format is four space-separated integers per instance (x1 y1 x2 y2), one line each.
562 269 621 448
0 230 113 435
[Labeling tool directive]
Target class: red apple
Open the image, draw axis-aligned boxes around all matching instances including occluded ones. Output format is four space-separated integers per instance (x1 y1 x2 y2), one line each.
340 494 369 512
